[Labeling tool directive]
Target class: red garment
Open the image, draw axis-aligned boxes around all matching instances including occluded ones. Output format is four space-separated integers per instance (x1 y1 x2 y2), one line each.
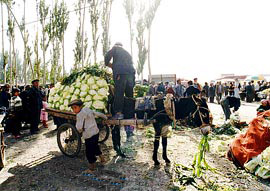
167 87 175 96
229 110 270 167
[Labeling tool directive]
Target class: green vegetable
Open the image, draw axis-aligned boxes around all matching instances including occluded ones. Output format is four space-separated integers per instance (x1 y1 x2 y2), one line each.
192 135 212 177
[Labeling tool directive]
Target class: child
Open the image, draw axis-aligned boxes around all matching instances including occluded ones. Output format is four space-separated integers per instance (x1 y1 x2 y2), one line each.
40 95 48 128
9 88 23 139
68 99 107 173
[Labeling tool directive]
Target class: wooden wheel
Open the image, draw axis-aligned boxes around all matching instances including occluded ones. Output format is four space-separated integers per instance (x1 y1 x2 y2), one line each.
57 123 81 157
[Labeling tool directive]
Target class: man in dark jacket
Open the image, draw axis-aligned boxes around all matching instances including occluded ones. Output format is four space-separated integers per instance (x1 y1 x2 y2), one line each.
184 81 200 97
246 82 254 103
0 84 11 109
208 83 215 103
27 79 43 134
105 42 135 120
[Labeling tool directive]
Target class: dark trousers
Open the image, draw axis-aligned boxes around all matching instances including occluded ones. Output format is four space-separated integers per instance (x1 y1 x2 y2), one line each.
111 125 121 152
85 134 102 164
30 110 41 133
10 113 21 136
113 74 134 113
209 96 215 103
221 98 231 120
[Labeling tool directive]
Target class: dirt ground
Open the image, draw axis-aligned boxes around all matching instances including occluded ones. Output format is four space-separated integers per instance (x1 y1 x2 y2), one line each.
0 102 270 191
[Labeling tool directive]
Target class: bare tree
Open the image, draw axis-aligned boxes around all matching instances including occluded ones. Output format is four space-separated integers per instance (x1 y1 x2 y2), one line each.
136 3 147 84
145 0 161 82
39 0 49 85
1 1 6 83
101 0 113 56
123 0 135 58
89 0 102 64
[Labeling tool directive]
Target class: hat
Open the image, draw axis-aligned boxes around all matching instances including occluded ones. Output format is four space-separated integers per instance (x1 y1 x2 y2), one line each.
68 99 84 107
32 79 39 84
114 42 123 47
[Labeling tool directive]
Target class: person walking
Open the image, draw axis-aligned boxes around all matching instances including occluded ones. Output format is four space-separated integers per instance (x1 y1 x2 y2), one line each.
105 42 135 120
203 82 209 101
208 83 215 103
215 81 224 104
175 79 185 98
246 82 254 103
27 79 43 134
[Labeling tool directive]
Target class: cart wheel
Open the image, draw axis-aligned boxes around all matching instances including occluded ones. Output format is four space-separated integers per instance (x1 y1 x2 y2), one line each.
98 124 110 144
57 123 81 157
0 131 5 171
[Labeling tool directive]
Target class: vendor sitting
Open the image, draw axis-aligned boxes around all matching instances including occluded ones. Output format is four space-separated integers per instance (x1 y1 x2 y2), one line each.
257 99 270 115
221 96 241 120
68 99 107 173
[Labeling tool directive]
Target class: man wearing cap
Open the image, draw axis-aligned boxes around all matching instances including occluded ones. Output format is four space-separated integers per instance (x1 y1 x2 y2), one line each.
105 42 135 120
27 79 43 134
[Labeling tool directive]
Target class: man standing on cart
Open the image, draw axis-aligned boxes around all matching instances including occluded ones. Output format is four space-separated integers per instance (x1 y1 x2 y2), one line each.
105 42 136 157
105 42 135 120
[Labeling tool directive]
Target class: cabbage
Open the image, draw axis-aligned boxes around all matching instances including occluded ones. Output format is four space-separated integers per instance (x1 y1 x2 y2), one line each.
93 94 103 100
89 90 97 95
244 155 262 173
80 91 88 98
87 77 95 85
69 86 75 93
75 82 81 88
80 84 89 92
98 88 108 97
97 79 107 87
92 100 105 110
64 99 69 106
85 95 92 102
74 88 80 95
92 84 98 90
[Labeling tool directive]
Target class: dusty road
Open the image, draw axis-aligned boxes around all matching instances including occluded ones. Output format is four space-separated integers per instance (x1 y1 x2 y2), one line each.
0 101 269 191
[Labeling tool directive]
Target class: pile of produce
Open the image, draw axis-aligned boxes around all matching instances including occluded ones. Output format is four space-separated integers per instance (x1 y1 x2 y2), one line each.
262 88 270 95
212 113 247 135
134 84 149 98
48 65 112 112
244 146 270 179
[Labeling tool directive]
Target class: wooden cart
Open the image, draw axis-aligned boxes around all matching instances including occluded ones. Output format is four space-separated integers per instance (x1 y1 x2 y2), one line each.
46 108 155 157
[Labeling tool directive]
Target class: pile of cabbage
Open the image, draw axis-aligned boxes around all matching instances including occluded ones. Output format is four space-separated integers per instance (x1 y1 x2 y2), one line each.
48 67 111 112
244 146 270 179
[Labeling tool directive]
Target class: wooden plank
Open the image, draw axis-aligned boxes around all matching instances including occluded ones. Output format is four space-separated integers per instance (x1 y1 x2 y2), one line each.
103 119 155 126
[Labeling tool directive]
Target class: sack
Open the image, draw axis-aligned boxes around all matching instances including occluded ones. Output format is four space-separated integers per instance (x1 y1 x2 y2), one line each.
161 125 172 138
135 96 156 111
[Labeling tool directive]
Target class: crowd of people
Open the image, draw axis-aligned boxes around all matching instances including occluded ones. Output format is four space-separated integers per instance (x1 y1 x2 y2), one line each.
0 80 53 139
147 78 270 103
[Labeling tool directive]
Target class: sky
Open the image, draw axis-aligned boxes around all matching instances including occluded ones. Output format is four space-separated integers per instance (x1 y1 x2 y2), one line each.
1 0 270 83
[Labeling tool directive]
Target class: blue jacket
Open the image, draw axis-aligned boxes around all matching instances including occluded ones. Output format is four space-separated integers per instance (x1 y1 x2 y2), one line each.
105 46 135 76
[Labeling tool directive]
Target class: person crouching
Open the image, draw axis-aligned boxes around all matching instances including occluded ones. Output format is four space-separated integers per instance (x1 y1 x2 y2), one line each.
68 99 107 173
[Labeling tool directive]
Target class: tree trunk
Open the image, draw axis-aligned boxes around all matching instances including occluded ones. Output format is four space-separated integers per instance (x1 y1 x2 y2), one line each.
12 36 16 86
147 27 152 83
141 73 144 85
8 9 12 85
129 21 133 59
1 2 5 84
81 0 86 67
42 28 46 85
62 37 65 77
23 0 27 85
